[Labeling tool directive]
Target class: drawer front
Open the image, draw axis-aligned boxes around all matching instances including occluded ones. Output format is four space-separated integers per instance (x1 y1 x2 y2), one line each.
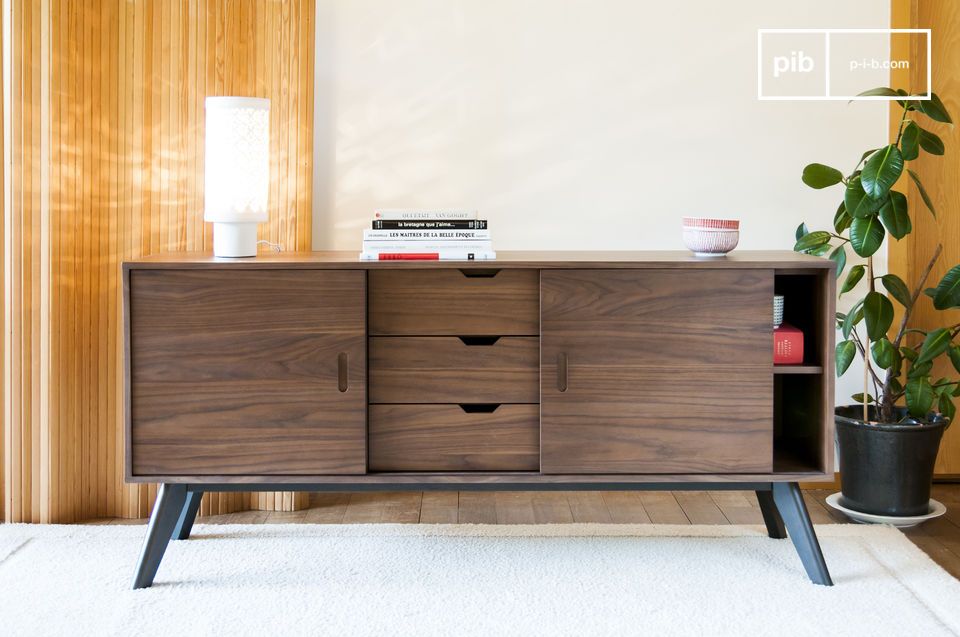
369 336 539 404
369 404 540 471
368 269 540 335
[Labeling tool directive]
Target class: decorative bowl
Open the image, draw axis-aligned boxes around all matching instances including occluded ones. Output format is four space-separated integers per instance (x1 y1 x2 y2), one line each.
682 218 740 257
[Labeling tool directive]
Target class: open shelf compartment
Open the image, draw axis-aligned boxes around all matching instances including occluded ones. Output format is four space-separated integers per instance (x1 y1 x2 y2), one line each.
774 269 831 369
772 268 833 476
774 373 828 474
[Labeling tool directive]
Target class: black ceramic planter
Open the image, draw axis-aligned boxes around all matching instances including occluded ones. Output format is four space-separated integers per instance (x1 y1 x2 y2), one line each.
835 405 949 517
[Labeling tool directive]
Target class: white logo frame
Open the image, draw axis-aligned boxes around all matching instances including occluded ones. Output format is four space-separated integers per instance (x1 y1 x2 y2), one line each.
757 28 931 101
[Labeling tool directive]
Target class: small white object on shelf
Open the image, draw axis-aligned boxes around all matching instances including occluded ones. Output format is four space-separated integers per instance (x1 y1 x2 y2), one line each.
204 97 270 258
774 294 785 328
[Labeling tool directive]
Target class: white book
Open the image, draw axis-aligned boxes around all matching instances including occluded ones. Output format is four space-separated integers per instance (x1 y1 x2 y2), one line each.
363 229 491 241
359 249 497 261
374 209 478 220
361 240 493 251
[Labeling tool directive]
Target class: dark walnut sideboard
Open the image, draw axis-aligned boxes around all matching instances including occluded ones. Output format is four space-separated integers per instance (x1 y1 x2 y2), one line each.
123 251 836 588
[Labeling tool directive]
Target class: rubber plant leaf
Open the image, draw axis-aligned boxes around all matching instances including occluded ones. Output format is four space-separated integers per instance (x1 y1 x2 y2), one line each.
881 274 912 308
844 176 884 219
802 163 844 189
932 265 960 310
836 340 856 377
878 191 911 240
841 265 865 294
916 328 952 365
905 376 935 417
849 215 885 257
863 291 894 341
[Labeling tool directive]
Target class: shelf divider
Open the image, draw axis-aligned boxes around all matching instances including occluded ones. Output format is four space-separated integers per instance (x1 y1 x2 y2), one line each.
773 365 823 375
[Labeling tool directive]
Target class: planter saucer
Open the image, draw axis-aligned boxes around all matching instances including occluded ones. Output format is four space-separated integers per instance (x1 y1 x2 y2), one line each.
825 492 946 528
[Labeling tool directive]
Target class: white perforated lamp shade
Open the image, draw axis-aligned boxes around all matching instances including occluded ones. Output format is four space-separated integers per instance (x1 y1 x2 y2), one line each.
204 97 270 257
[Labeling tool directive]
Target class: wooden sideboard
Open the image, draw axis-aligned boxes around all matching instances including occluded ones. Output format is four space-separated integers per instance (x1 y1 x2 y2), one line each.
123 251 836 588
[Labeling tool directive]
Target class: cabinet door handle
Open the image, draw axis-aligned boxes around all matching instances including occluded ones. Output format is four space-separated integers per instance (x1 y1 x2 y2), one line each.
338 353 349 392
557 353 568 392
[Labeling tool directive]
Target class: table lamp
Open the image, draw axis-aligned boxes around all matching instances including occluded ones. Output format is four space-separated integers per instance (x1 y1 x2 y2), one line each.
204 97 270 257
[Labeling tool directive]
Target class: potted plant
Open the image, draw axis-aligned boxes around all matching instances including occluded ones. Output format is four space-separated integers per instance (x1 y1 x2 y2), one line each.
794 87 957 518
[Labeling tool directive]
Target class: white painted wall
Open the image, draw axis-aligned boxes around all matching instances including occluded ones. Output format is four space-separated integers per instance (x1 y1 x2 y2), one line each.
312 0 891 405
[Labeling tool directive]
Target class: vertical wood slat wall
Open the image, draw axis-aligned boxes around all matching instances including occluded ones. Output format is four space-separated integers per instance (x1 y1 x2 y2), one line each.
889 0 960 475
0 0 5 516
3 0 315 522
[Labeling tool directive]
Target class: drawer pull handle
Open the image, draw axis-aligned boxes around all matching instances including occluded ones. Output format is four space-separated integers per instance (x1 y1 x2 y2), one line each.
459 403 501 413
459 268 500 278
557 353 568 392
338 353 349 392
458 336 501 346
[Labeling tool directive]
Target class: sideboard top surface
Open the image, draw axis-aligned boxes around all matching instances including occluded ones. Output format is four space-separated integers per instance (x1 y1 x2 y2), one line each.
124 250 834 270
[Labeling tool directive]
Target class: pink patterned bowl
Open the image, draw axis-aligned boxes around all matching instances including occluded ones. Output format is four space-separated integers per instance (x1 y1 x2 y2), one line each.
682 226 740 257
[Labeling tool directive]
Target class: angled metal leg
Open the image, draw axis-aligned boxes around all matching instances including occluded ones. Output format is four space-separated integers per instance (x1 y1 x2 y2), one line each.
172 490 203 540
756 489 787 539
772 482 833 586
132 483 187 589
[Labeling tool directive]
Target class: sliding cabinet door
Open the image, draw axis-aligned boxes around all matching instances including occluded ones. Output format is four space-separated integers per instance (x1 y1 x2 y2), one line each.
128 269 366 476
540 269 773 474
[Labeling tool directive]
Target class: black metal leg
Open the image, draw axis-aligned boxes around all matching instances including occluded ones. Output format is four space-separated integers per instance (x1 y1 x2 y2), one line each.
172 490 203 540
132 483 187 589
756 489 787 539
771 482 833 586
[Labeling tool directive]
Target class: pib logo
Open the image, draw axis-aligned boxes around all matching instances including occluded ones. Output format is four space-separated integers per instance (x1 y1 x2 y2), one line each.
772 50 815 78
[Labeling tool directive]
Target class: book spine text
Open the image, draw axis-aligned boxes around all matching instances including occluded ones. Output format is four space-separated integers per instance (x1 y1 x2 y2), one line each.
374 209 478 220
359 249 496 261
372 220 488 229
363 229 491 241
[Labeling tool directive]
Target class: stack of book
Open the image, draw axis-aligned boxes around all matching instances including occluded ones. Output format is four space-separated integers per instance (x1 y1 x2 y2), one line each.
359 209 495 261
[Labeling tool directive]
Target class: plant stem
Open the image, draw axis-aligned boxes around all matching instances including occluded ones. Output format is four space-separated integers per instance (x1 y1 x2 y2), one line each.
879 243 943 422
850 328 884 387
864 257 875 421
863 355 870 421
891 244 942 350
894 102 911 146
932 381 959 390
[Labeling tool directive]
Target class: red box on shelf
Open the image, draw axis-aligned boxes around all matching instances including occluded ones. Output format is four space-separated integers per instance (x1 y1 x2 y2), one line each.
774 323 804 365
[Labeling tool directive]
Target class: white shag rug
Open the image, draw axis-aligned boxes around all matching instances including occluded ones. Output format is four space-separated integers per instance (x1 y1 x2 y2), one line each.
1 523 958 636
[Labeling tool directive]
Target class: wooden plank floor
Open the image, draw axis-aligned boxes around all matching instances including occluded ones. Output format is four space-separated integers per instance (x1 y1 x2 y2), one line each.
89 485 960 580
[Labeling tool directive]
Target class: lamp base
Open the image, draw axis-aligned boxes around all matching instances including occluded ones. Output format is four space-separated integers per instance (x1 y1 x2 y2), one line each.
212 222 258 258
